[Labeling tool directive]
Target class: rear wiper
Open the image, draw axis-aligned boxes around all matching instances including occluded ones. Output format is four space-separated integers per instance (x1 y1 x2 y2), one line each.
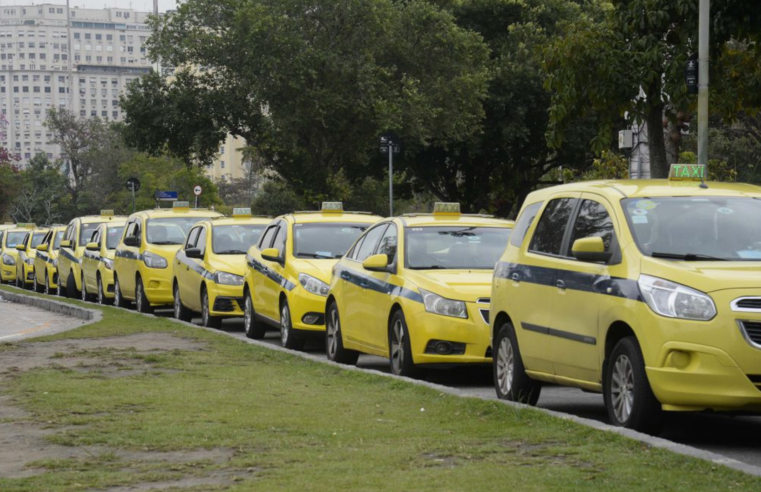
651 252 728 261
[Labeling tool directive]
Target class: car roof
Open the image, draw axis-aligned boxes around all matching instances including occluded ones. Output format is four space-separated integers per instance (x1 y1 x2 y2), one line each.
282 212 384 224
129 209 223 220
397 215 514 228
75 215 129 224
526 179 761 202
204 217 273 227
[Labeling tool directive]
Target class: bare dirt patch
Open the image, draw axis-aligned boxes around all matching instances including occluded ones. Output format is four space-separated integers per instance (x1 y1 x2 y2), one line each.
0 333 254 489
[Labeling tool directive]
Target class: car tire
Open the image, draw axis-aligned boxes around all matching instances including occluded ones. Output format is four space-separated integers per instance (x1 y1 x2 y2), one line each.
493 321 541 405
280 299 304 350
81 274 94 302
201 286 221 329
44 274 50 296
388 310 418 378
33 273 39 293
66 272 79 299
173 282 193 322
135 276 153 314
326 302 359 365
604 337 663 434
243 289 266 339
114 275 129 308
97 275 110 305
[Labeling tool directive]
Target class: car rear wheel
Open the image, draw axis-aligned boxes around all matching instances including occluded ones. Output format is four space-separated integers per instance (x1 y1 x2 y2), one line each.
201 287 221 328
604 337 663 434
326 302 358 365
389 310 418 378
280 299 304 350
135 276 153 314
173 283 193 322
243 290 266 339
493 321 541 405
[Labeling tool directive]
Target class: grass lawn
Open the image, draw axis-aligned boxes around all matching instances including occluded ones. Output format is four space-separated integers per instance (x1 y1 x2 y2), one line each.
0 285 759 491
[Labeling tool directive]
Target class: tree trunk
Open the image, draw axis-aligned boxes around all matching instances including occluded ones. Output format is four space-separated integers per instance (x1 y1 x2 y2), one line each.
645 101 670 178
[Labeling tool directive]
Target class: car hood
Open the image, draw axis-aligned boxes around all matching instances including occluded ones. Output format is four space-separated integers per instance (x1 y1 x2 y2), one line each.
404 269 493 303
291 258 339 284
209 254 247 275
150 245 183 262
641 257 761 293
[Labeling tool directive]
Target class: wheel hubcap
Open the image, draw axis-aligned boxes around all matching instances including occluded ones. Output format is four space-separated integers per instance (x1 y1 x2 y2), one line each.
496 337 514 395
244 296 252 333
391 320 404 374
174 288 181 317
327 309 338 358
137 283 142 311
611 354 635 423
203 292 209 324
281 306 290 345
82 278 86 300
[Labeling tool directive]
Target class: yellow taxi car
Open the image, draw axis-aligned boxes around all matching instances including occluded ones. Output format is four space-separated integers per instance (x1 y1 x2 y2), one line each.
0 223 36 285
173 209 270 327
490 164 761 433
326 203 514 376
114 201 222 313
81 220 127 304
0 222 16 283
14 226 49 289
59 211 128 298
33 226 66 295
242 202 382 347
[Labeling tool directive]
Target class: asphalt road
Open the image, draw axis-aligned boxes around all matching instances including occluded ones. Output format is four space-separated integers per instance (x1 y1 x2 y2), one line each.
0 297 88 342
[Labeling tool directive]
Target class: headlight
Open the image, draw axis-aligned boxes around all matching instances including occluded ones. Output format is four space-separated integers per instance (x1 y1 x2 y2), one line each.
299 273 329 297
143 251 168 269
24 257 35 265
215 271 244 286
638 275 716 321
420 288 467 319
103 258 114 270
2 254 15 266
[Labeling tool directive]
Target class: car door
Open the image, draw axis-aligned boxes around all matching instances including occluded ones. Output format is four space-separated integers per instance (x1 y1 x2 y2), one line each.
177 226 201 309
120 219 142 297
252 224 279 321
262 222 288 320
341 223 389 349
83 226 101 292
550 195 621 384
59 222 76 285
186 226 208 311
510 194 581 376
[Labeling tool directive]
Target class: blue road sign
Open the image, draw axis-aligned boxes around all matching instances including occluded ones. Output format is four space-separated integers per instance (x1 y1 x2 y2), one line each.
154 191 178 201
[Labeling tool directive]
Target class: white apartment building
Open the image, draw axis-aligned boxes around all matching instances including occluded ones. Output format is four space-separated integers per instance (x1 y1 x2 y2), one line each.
0 4 153 165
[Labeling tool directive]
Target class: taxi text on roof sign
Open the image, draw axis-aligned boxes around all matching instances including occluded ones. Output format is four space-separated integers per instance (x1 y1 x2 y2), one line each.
173 201 190 210
321 202 343 212
669 164 706 181
16 223 36 228
433 202 461 215
101 209 114 217
233 207 252 217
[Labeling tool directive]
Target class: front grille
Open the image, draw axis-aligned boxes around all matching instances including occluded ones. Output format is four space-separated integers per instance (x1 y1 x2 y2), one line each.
107 283 114 293
732 297 761 312
739 321 761 348
480 309 490 325
213 297 243 313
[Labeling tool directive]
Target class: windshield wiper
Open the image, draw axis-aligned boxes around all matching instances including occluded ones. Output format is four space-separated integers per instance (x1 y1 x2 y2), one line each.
651 252 728 261
217 250 248 255
150 241 183 245
408 265 448 270
296 253 333 259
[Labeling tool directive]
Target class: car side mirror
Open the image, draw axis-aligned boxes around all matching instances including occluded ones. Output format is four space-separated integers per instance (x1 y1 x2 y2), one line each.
15 244 25 251
185 248 203 259
60 239 72 249
36 243 49 252
362 254 389 272
261 247 282 264
85 242 99 251
571 237 612 263
123 236 139 247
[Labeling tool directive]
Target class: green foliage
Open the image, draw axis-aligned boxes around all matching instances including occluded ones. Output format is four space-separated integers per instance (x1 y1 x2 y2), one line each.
251 180 306 217
9 154 72 225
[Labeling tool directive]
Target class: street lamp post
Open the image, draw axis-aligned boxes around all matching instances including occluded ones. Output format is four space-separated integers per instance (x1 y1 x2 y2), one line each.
380 134 400 217
697 0 710 166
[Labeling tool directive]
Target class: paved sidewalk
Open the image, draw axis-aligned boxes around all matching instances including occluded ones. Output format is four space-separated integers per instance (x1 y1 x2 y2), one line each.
0 296 87 342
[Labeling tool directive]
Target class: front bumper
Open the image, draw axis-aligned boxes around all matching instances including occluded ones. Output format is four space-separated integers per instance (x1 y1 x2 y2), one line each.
408 302 492 365
1 263 15 282
140 267 174 306
100 267 116 299
21 263 34 284
208 283 245 317
288 290 328 332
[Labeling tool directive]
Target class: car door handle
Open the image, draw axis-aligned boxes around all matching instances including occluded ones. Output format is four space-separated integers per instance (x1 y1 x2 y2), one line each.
511 273 520 282
340 271 350 281
556 279 566 290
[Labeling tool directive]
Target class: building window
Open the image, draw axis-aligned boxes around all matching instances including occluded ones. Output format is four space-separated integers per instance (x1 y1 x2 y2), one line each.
220 161 225 169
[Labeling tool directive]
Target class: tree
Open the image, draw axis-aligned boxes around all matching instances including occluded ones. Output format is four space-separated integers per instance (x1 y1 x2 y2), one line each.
0 113 20 221
121 0 490 198
9 154 71 225
544 0 761 178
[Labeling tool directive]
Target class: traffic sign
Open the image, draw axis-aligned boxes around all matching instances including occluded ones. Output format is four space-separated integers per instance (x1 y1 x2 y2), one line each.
154 191 178 201
685 55 698 95
126 177 141 192
193 185 203 196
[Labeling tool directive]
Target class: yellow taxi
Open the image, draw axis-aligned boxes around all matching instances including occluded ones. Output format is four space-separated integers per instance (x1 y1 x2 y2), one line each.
326 203 514 376
0 222 16 283
242 202 382 346
173 209 270 327
14 226 49 289
59 211 128 298
81 220 127 304
490 164 761 433
33 226 66 295
114 201 222 312
0 223 36 285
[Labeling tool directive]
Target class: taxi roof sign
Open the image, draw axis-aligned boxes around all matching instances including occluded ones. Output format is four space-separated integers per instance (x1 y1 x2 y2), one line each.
321 202 343 213
100 209 114 217
669 164 706 181
433 202 461 215
173 201 190 210
233 207 252 217
16 223 36 228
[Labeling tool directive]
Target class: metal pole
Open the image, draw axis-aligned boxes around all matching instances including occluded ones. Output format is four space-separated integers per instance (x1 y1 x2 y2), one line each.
697 0 710 165
131 185 136 213
195 196 199 209
388 141 394 216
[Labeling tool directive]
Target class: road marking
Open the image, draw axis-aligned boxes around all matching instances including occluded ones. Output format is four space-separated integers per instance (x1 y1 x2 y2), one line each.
0 320 53 341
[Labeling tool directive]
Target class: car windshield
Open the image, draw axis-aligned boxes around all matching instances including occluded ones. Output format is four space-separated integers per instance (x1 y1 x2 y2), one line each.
406 226 512 270
293 223 369 259
6 232 28 248
106 226 125 250
213 225 266 254
146 217 208 245
623 197 761 261
79 223 102 246
31 232 46 248
53 231 64 250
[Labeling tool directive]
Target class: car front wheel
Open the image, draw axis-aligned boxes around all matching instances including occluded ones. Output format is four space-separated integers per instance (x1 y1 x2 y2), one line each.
201 287 221 328
243 290 266 339
173 283 193 322
389 310 417 378
326 302 358 365
280 299 304 350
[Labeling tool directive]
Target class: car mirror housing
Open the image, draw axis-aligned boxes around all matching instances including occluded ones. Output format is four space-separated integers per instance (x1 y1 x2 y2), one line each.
362 253 389 272
571 237 612 263
123 236 140 247
60 239 72 249
85 242 99 251
15 244 25 251
185 248 203 259
261 247 282 263
36 243 49 252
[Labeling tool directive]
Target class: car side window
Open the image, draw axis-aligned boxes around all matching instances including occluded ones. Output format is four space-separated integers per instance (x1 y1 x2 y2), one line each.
133 220 142 243
185 227 201 250
529 198 578 256
91 228 100 245
377 223 398 264
272 224 287 258
510 202 543 248
64 224 75 245
258 225 278 249
196 227 207 256
355 224 389 262
567 199 616 254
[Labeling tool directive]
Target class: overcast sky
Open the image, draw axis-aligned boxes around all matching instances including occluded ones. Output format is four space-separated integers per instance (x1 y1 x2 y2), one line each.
0 0 178 13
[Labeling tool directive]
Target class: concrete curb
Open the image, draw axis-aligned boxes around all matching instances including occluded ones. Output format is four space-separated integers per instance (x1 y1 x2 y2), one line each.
0 287 102 324
4 290 761 478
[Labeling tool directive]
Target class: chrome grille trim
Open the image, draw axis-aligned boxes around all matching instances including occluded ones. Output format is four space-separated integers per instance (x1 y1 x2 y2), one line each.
737 320 761 350
731 297 761 313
